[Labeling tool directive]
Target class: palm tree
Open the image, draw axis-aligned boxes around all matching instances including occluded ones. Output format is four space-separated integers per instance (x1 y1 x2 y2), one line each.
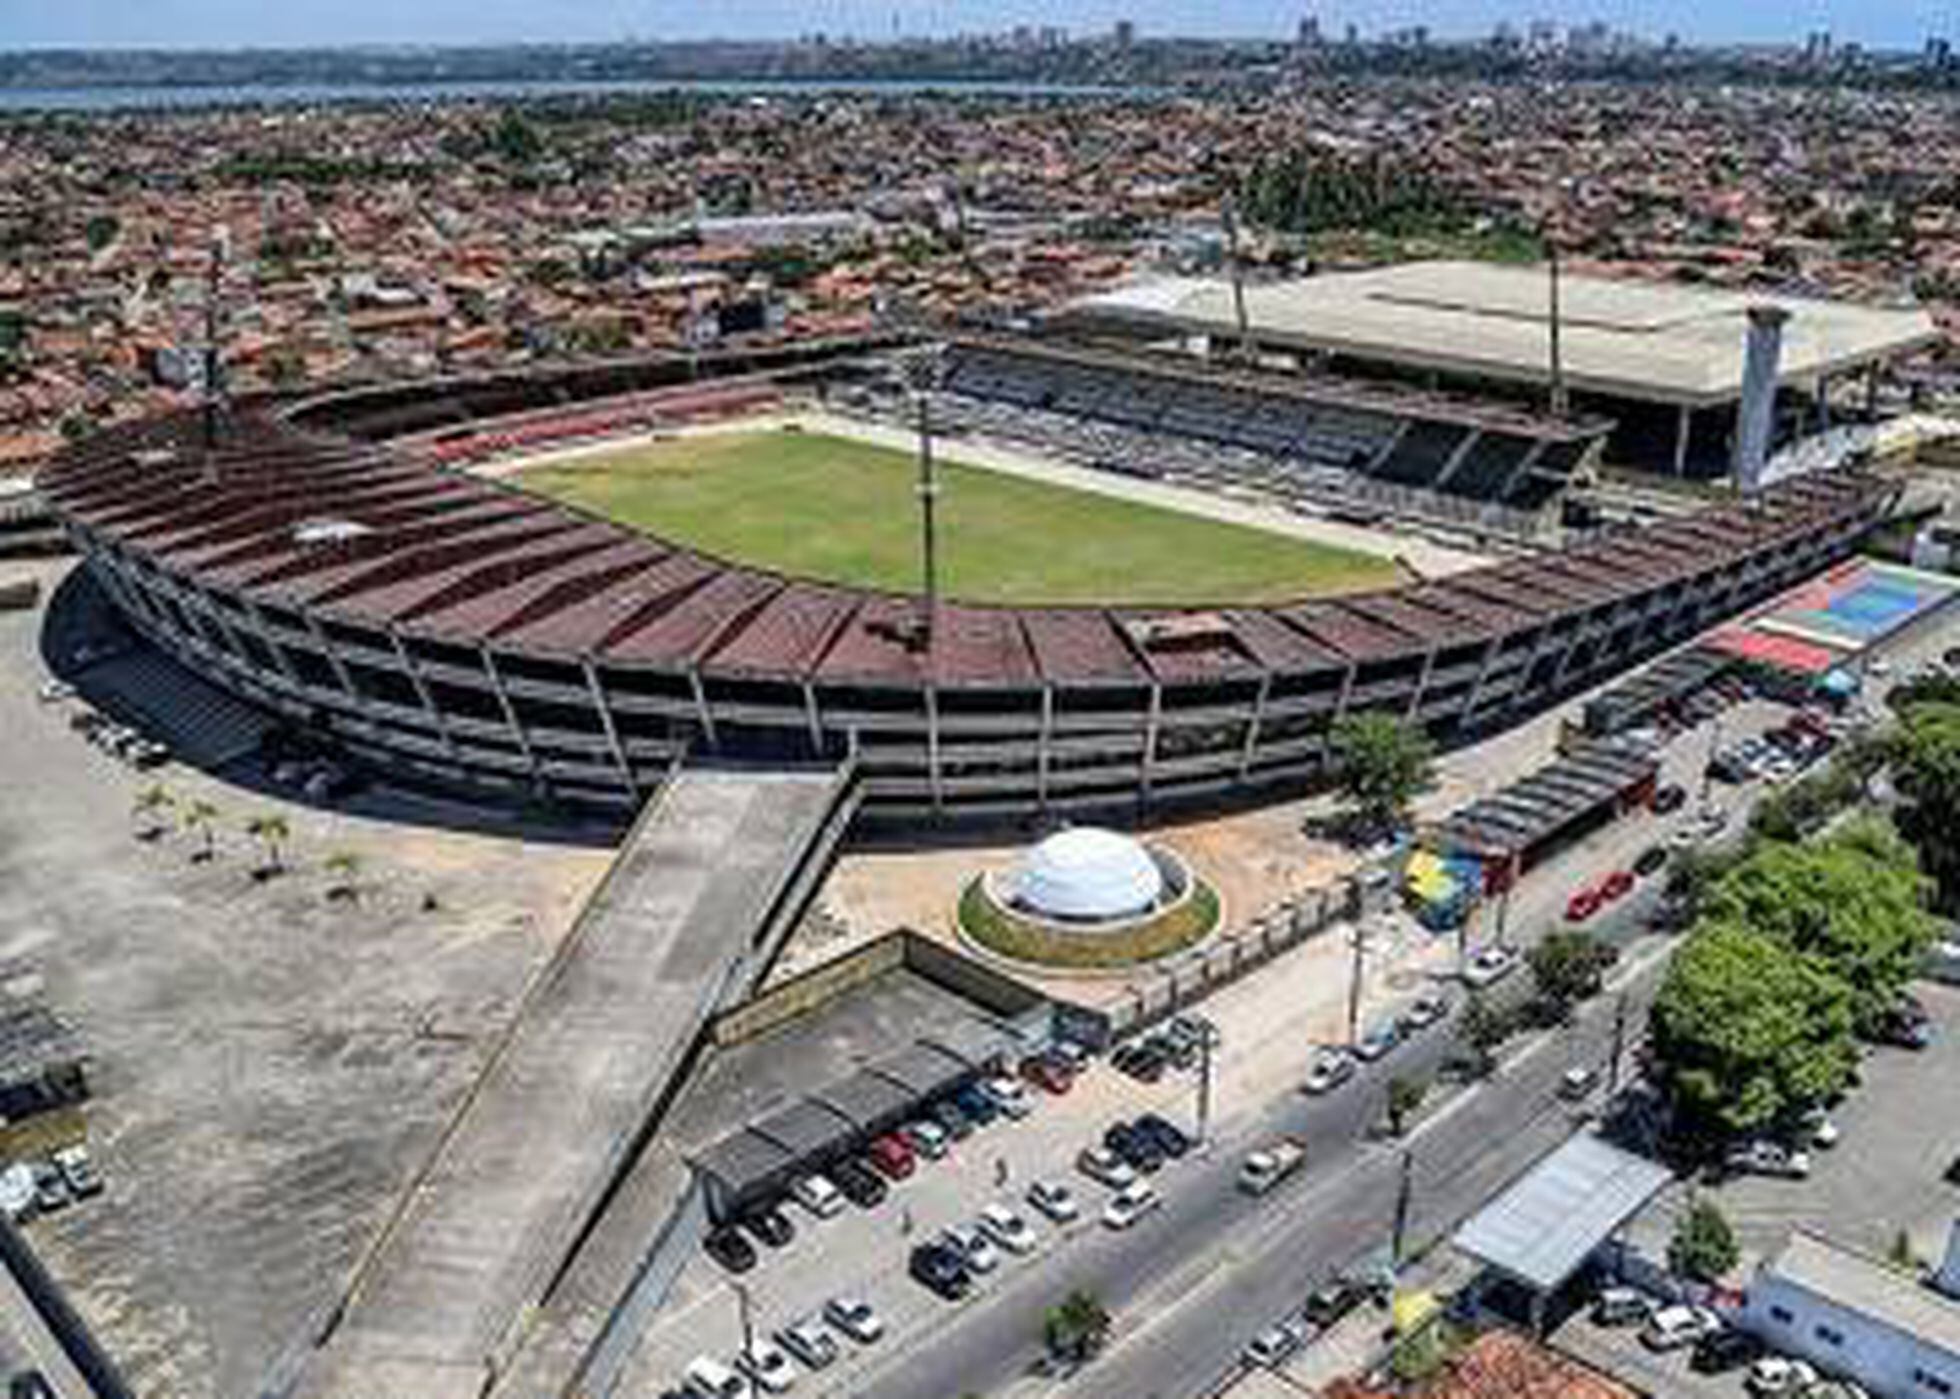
323 850 361 903
245 813 291 878
182 799 220 863
131 784 174 842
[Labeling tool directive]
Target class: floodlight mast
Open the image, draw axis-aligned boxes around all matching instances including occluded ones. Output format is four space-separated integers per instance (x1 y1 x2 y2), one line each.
1222 195 1253 360
911 349 943 646
1548 239 1569 420
203 229 229 454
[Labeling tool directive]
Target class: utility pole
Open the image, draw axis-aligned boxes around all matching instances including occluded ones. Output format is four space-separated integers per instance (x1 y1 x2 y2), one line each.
1547 239 1568 420
1222 195 1253 361
1391 1148 1415 1265
914 365 941 645
1345 921 1368 1046
1193 1024 1214 1148
1607 990 1630 1096
732 1277 756 1358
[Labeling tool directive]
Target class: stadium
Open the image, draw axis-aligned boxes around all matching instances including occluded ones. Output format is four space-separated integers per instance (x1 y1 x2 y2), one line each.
37 315 1902 828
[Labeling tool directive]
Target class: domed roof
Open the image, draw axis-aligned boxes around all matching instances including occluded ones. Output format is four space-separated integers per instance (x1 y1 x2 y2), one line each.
1010 827 1164 922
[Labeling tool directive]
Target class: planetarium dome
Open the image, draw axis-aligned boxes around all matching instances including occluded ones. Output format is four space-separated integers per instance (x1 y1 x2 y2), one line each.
1009 827 1166 923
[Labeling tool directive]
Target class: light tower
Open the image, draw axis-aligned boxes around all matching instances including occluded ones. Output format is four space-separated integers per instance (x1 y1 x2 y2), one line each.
906 346 946 649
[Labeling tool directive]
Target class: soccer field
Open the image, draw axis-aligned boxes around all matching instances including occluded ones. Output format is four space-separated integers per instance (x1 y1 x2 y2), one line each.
514 428 1402 607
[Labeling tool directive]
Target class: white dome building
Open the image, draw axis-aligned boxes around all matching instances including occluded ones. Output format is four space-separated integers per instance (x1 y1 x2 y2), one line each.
1008 827 1166 923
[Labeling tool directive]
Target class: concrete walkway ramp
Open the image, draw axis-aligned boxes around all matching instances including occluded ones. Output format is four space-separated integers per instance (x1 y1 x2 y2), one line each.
294 764 854 1399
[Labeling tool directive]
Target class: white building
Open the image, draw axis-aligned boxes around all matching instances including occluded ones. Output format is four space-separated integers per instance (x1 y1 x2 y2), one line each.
1741 1228 1960 1398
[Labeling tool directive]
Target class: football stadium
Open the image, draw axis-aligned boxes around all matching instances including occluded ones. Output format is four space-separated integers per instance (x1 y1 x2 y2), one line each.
38 316 1902 827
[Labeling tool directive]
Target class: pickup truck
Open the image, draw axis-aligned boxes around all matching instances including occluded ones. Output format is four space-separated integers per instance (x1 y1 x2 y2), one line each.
1238 1137 1307 1195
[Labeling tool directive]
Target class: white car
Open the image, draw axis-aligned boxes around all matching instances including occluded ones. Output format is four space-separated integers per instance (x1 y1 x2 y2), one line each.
1243 1317 1309 1368
1077 1145 1138 1189
1402 992 1452 1030
977 1202 1038 1254
1025 1178 1080 1223
682 1356 753 1399
736 1340 797 1394
983 1075 1033 1119
1461 946 1519 988
903 1119 951 1159
822 1296 883 1343
37 679 74 703
1102 1180 1160 1230
1746 1356 1820 1396
790 1173 844 1219
1303 1048 1355 1095
1641 1304 1720 1351
1725 1140 1812 1179
773 1317 836 1370
941 1222 1001 1273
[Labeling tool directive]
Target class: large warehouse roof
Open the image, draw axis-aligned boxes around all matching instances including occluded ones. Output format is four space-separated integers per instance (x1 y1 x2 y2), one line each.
1071 262 1939 406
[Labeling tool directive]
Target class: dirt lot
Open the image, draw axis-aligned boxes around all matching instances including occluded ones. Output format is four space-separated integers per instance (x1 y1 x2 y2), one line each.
0 560 611 1397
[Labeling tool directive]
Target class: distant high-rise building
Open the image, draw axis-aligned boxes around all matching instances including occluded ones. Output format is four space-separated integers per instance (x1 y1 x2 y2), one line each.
1344 22 1359 46
1114 19 1136 50
1926 36 1955 68
1296 16 1321 48
1803 29 1833 64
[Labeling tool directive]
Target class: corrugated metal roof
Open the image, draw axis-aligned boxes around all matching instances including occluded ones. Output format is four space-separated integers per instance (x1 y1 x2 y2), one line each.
1454 1134 1673 1291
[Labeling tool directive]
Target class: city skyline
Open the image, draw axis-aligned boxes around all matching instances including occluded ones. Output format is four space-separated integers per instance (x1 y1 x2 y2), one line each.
0 0 1951 55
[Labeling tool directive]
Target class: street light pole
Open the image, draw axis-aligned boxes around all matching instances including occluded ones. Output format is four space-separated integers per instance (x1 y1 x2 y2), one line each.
731 1277 756 1358
1194 1026 1213 1148
1391 1148 1415 1266
1346 921 1368 1047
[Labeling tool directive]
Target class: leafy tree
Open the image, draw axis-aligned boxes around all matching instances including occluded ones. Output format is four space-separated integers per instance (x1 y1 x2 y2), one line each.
324 850 362 902
84 213 119 253
1386 1074 1428 1136
1043 1288 1110 1362
1328 711 1434 837
1648 922 1857 1140
1668 1198 1740 1282
1528 930 1615 1016
491 109 543 164
1697 818 1936 1032
182 798 219 862
131 784 174 841
1891 700 1960 914
245 813 291 877
1454 992 1511 1077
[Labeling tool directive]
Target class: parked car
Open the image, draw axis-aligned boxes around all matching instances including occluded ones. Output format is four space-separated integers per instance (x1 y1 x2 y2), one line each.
1691 1328 1764 1374
941 1221 1001 1274
1601 869 1635 901
1021 1053 1076 1093
951 1082 1000 1127
1353 1022 1401 1061
1401 992 1451 1031
1076 1146 1138 1190
1239 1138 1308 1196
1242 1317 1309 1368
931 1100 975 1141
1652 784 1688 814
1303 1048 1356 1095
977 1202 1038 1255
831 1159 888 1208
1724 1140 1812 1179
1558 1065 1601 1101
1642 1304 1721 1351
1101 1180 1161 1230
1566 888 1604 923
49 1144 101 1201
982 1075 1033 1119
774 1316 837 1370
866 1134 915 1181
1049 1039 1094 1074
1134 1112 1192 1159
741 1200 795 1249
1463 945 1519 988
703 1227 757 1274
29 1162 69 1214
909 1242 972 1300
822 1296 883 1343
790 1173 845 1219
1302 1279 1364 1329
1590 1286 1653 1327
681 1356 753 1399
735 1339 797 1394
902 1120 951 1160
1746 1355 1820 1396
1873 1006 1934 1050
1025 1178 1080 1223
1633 844 1669 878
1104 1121 1164 1174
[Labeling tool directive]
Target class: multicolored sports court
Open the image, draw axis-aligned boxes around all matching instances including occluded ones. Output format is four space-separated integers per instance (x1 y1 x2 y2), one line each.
1709 558 1960 678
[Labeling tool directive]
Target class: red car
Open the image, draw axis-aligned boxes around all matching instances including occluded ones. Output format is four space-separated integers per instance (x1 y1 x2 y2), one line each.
1565 888 1603 922
866 1133 915 1180
1600 870 1635 901
1019 1054 1073 1095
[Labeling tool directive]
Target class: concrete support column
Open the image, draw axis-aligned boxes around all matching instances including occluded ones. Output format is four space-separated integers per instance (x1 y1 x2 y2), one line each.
390 625 458 758
1673 403 1693 477
687 667 718 752
1037 685 1055 810
479 645 544 789
581 658 639 801
1817 373 1831 432
1865 362 1881 417
1238 672 1272 781
802 682 825 757
1140 683 1163 800
924 685 944 813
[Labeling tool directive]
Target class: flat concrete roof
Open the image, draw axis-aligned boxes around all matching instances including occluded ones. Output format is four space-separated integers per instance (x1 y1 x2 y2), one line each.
1763 1229 1960 1360
1072 262 1939 407
1454 1133 1673 1292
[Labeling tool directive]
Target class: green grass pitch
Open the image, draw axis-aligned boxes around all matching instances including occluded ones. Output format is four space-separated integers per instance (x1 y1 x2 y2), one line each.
513 427 1402 607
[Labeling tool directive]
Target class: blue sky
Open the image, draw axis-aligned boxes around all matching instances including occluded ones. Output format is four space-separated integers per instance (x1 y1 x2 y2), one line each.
0 1 1948 52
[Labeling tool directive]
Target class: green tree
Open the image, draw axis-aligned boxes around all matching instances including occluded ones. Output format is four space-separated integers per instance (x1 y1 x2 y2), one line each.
1892 700 1960 914
84 213 119 253
182 798 219 862
245 813 291 877
492 109 543 164
1328 711 1434 838
1668 1197 1740 1282
1043 1288 1110 1363
1527 930 1615 1017
1454 992 1511 1077
1386 1073 1428 1136
1698 818 1936 1032
1648 922 1857 1141
131 784 174 841
324 850 362 902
